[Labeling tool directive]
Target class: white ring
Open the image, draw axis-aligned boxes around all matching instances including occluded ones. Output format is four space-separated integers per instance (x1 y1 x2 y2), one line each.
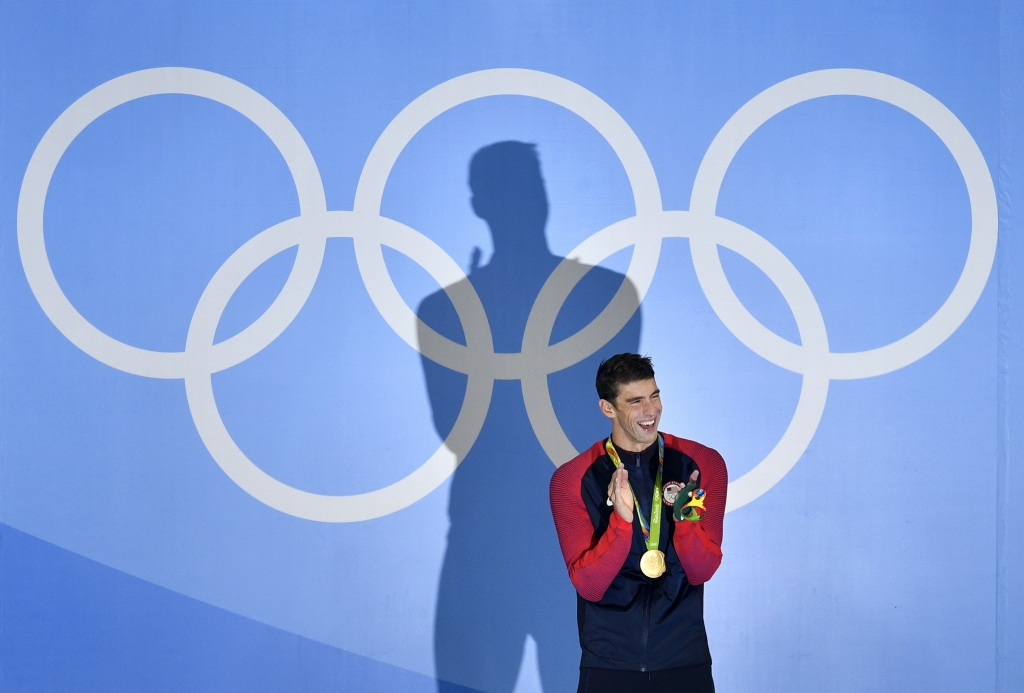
182 211 495 521
689 68 997 380
519 212 831 511
17 67 327 379
351 68 664 375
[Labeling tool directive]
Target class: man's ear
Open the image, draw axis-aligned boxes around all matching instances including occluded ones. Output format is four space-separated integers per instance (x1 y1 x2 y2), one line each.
599 398 616 420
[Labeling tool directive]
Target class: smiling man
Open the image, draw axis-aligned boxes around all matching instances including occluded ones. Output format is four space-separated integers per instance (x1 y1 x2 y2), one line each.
550 353 728 693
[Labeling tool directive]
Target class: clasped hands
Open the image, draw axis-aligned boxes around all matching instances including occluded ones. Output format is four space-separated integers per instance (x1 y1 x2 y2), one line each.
607 468 700 523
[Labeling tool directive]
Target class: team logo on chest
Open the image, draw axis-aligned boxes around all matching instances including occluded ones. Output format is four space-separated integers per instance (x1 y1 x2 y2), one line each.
662 481 684 507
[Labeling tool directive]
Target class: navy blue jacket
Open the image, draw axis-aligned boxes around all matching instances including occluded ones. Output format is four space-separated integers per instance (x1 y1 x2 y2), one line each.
550 435 727 671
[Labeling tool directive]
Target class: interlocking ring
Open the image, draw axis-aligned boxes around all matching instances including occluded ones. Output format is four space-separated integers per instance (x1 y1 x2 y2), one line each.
17 67 996 521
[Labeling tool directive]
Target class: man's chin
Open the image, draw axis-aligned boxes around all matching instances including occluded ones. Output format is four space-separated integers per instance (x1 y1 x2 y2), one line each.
634 430 658 445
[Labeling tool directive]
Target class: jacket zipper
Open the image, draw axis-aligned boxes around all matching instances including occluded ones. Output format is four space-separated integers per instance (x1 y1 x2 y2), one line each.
637 449 652 672
641 583 652 671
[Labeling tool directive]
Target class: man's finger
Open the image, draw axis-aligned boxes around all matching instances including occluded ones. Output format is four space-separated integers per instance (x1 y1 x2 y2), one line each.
619 470 631 498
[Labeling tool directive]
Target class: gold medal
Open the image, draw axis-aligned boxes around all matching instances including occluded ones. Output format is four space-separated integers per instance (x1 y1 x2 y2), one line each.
640 549 666 578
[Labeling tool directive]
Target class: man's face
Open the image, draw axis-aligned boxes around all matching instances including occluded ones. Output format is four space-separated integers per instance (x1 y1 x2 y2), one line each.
600 378 663 452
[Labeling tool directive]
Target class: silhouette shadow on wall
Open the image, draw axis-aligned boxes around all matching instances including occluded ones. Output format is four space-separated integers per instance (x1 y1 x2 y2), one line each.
417 142 641 693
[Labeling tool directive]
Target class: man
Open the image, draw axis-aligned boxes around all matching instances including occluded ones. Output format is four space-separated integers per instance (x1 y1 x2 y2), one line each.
550 353 727 693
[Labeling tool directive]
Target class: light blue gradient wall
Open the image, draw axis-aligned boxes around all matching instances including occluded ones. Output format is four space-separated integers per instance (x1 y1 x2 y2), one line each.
1 2 1021 692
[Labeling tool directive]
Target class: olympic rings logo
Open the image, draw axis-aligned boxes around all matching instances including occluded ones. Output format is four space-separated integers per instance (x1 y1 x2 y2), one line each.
17 68 996 522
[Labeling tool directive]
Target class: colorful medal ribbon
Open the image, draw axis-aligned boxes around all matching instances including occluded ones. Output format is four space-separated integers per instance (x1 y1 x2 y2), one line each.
604 434 664 552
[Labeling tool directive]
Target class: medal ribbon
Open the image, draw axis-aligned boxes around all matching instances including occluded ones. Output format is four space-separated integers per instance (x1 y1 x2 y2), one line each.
605 434 664 552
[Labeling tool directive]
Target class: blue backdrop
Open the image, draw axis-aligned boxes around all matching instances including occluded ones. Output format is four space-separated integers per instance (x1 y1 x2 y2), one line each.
2 2 1022 692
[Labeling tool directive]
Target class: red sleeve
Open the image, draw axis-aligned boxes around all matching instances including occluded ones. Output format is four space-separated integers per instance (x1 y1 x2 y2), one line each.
665 436 728 586
549 443 633 602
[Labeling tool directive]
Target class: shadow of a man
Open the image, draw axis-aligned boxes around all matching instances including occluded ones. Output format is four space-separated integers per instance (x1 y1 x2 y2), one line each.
418 141 641 693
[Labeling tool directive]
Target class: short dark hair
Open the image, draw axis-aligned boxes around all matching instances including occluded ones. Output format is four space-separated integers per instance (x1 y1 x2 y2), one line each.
596 353 655 403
